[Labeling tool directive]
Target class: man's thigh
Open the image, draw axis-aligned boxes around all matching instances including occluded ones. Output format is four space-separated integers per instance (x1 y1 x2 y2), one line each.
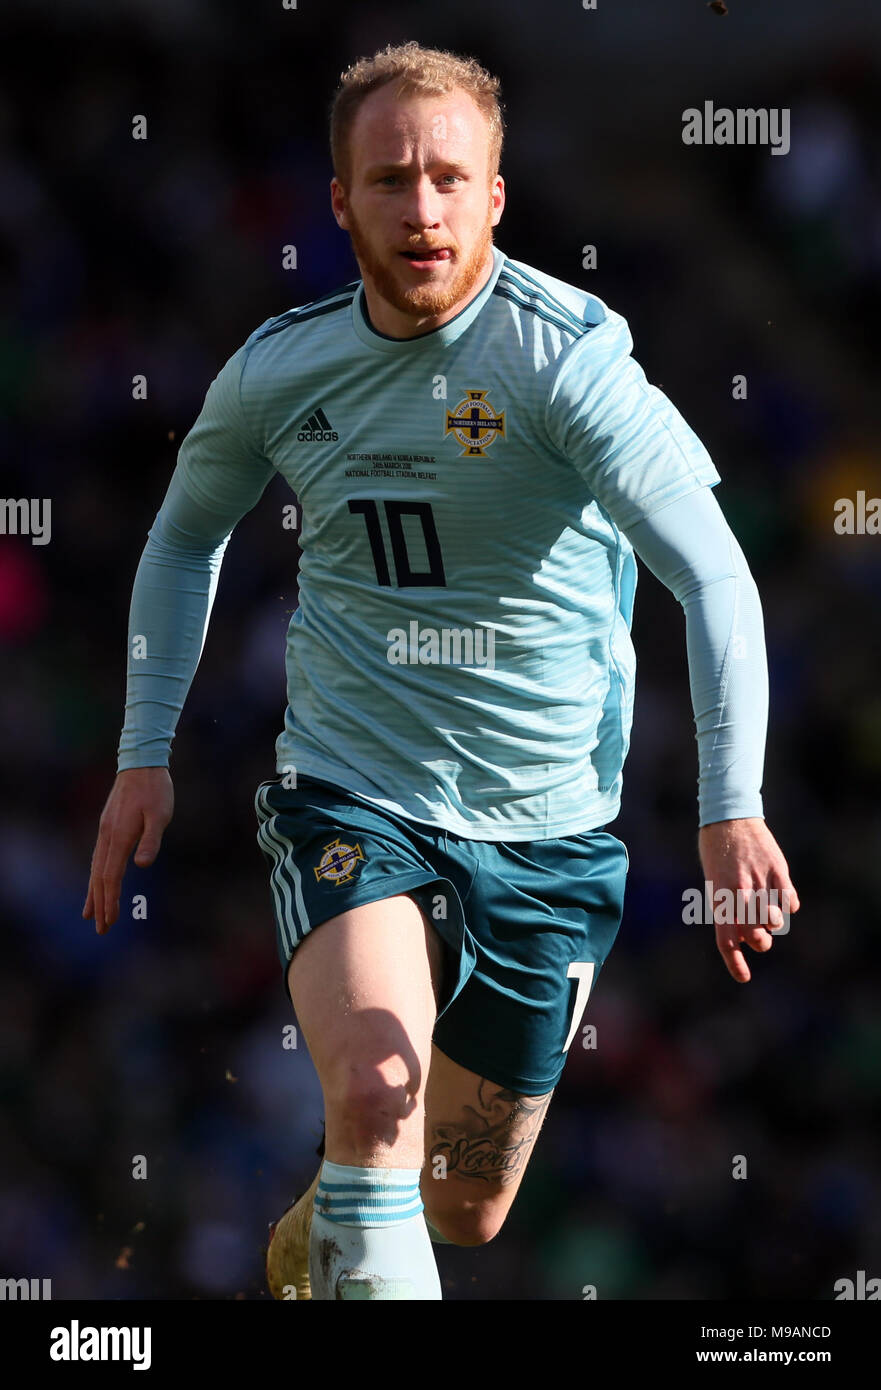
287 895 444 1166
421 1044 553 1245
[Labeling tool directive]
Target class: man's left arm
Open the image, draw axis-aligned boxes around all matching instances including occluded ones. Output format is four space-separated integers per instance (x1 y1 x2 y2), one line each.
625 486 800 981
544 310 799 981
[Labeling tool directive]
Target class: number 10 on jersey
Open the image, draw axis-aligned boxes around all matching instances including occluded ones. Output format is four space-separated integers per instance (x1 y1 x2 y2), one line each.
348 498 447 588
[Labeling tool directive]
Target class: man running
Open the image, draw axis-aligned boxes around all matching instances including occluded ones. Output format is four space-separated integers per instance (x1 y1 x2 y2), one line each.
84 41 798 1300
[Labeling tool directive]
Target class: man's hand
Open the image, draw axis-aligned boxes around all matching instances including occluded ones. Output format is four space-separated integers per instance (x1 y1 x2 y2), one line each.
698 817 799 983
82 768 174 934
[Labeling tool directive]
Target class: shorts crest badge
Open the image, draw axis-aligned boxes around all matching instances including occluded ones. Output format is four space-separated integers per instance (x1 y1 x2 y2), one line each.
314 837 366 886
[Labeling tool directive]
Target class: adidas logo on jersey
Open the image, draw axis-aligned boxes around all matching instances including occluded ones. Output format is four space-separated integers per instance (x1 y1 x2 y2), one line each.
297 406 339 443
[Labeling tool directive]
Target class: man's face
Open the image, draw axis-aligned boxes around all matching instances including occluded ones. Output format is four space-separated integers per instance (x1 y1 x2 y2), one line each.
331 84 505 334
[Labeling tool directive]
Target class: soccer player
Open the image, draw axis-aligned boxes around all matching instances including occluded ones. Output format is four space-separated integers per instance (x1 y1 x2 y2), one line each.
83 41 799 1300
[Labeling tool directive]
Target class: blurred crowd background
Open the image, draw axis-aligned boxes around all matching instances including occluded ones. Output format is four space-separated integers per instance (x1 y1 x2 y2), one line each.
1 0 879 1300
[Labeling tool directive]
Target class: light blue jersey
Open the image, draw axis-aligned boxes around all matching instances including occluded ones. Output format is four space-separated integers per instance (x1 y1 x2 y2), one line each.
119 244 766 838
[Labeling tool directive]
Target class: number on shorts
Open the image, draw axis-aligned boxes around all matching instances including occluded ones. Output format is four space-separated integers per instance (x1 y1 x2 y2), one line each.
563 961 596 1052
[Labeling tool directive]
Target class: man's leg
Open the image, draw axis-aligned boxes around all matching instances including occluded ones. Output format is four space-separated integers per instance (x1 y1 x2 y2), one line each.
422 1045 553 1246
286 894 445 1299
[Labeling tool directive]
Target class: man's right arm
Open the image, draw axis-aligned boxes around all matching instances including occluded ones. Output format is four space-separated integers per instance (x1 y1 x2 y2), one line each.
84 342 276 932
116 469 253 772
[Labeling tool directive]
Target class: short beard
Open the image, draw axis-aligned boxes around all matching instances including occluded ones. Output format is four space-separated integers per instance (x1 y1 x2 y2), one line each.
346 204 495 322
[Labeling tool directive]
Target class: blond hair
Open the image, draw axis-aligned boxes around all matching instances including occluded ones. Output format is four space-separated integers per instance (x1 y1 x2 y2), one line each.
330 40 504 188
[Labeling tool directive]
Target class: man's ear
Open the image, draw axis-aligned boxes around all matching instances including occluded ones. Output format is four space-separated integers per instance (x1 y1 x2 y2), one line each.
330 177 349 231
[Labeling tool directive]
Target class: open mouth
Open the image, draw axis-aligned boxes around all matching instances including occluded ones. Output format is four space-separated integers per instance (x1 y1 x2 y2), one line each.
400 248 452 263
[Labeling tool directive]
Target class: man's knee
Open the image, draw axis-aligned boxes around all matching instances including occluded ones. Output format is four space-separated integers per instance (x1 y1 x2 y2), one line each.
325 1059 422 1152
425 1198 508 1247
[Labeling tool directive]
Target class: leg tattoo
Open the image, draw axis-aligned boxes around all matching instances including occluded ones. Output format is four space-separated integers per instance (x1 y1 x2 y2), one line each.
429 1080 552 1187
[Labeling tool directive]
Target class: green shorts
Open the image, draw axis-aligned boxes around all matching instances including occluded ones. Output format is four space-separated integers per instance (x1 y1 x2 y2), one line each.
254 774 628 1095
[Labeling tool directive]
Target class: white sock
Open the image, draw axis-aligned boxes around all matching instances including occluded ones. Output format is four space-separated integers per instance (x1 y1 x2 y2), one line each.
309 1160 442 1300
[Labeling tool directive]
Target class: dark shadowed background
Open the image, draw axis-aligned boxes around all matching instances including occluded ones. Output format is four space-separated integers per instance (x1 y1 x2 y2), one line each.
1 0 879 1300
